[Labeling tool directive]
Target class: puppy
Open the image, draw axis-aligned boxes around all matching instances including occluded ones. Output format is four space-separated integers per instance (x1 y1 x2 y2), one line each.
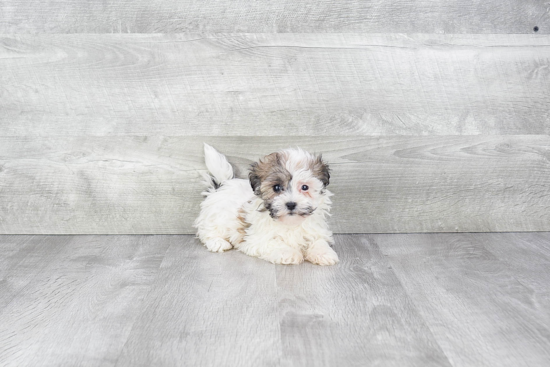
194 144 338 265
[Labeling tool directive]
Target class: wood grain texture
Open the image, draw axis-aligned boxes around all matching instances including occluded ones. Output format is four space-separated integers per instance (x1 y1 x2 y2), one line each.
2 234 550 366
277 235 451 367
115 236 282 367
1 135 549 234
477 232 550 330
0 235 72 309
2 34 550 136
0 235 172 367
375 233 550 367
0 0 548 33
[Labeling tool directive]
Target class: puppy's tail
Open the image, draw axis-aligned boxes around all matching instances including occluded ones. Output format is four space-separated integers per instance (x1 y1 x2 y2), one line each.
202 143 234 190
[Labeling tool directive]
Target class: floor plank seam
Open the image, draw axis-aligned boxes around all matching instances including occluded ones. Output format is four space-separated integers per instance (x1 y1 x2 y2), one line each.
112 235 176 367
477 237 550 343
370 235 457 367
273 263 284 367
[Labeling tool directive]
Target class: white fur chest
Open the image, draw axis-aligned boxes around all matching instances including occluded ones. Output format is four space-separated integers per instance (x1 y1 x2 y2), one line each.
238 196 333 255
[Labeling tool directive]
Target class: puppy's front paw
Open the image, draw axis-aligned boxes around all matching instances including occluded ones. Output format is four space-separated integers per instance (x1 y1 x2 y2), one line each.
204 238 233 253
306 245 339 266
265 247 304 265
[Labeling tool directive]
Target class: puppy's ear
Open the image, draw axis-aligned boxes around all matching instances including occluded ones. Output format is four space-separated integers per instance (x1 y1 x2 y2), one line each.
249 162 262 196
312 155 330 187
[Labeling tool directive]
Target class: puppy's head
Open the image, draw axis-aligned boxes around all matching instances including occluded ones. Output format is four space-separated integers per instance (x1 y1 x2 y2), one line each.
249 148 330 226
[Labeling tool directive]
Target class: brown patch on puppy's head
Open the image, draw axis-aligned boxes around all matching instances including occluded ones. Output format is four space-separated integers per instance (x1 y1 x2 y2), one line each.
249 152 292 215
249 152 292 197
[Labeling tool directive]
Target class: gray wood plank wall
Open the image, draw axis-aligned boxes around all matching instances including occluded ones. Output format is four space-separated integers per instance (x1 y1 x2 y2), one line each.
1 2 549 234
2 34 550 136
1 136 548 234
0 1 547 33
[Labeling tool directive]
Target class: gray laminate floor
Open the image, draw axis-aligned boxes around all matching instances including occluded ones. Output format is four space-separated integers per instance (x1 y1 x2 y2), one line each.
1 233 549 367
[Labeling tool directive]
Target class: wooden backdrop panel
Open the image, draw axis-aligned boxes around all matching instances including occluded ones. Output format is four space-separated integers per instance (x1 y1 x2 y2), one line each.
0 0 548 33
0 136 548 234
2 34 549 136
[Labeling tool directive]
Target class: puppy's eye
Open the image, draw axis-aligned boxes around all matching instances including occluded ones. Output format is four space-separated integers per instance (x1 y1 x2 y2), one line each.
273 184 281 192
301 185 309 191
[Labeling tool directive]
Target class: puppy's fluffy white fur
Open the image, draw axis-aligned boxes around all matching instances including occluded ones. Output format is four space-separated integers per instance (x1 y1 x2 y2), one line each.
194 144 338 266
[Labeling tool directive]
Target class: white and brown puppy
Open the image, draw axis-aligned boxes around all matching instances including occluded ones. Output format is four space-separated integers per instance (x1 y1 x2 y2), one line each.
194 144 338 266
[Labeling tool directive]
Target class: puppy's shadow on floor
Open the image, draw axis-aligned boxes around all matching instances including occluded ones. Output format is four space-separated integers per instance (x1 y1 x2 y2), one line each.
189 237 341 280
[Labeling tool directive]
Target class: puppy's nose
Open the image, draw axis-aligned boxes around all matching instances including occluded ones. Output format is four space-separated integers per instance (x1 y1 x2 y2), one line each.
286 202 297 211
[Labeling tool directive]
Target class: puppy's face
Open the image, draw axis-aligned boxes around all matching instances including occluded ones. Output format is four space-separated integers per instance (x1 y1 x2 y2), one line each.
249 148 330 226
